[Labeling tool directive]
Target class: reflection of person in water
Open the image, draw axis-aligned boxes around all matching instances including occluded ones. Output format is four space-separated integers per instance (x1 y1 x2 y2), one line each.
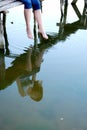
16 75 43 102
0 51 5 81
16 46 44 102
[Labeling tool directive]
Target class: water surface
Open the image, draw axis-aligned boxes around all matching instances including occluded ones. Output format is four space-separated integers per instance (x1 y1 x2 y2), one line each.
0 0 87 130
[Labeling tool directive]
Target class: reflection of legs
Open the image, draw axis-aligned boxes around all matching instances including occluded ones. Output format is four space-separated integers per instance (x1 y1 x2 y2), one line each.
24 9 34 39
35 49 44 67
34 9 48 39
16 78 26 97
26 48 32 71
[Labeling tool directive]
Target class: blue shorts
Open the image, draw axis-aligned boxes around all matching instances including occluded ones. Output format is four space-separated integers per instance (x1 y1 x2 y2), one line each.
20 0 41 10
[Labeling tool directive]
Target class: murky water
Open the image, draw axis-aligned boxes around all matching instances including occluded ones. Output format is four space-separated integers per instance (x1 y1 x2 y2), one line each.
0 0 87 130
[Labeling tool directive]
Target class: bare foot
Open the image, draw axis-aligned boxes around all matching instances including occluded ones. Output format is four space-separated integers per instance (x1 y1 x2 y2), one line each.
38 30 48 39
27 28 34 39
42 32 48 39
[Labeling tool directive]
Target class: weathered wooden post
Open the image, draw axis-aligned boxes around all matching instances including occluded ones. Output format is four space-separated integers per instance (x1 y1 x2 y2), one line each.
57 0 68 37
71 0 78 4
60 0 68 16
0 13 5 50
80 0 87 27
71 0 87 4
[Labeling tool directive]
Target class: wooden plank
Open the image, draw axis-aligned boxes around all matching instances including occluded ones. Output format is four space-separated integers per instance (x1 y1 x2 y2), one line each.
0 1 22 12
0 0 16 7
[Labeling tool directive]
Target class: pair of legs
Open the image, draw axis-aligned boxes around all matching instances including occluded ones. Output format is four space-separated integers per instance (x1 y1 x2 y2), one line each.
21 0 48 39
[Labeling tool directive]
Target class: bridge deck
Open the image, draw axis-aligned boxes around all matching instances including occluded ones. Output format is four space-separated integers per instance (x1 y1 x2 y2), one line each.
0 0 23 12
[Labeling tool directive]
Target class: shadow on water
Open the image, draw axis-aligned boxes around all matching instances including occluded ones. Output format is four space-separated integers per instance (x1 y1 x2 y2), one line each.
0 1 87 101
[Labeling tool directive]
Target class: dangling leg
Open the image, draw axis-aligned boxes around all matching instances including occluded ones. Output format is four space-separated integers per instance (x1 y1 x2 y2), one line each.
24 8 34 39
34 9 48 39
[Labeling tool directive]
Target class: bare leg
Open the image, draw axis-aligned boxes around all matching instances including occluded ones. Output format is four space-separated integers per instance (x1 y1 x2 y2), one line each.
34 9 48 39
24 9 34 39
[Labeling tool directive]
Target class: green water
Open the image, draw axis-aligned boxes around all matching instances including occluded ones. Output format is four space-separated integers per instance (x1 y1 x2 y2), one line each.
0 0 87 130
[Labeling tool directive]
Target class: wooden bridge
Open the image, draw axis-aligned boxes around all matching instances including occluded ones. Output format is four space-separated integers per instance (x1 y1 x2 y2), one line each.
0 0 86 13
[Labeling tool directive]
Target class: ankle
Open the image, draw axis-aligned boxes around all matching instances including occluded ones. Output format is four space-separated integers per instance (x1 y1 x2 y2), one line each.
38 31 48 39
26 28 34 39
